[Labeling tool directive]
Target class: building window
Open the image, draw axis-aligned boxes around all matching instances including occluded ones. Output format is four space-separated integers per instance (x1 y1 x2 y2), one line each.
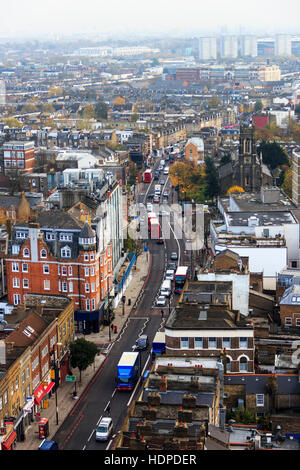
16 231 27 239
285 317 292 326
23 279 29 289
40 249 47 259
84 253 89 261
13 293 21 304
256 394 264 407
239 356 248 372
208 337 217 349
291 261 298 268
68 266 73 276
62 282 68 292
91 266 95 276
91 283 95 292
61 246 71 258
44 280 50 290
86 299 90 311
194 337 203 349
43 265 50 274
85 283 90 293
90 253 94 261
46 232 55 241
22 263 28 273
13 277 20 288
85 267 89 277
180 337 189 349
23 248 30 257
92 298 96 310
226 357 231 373
12 262 19 272
69 282 73 292
239 337 248 348
59 233 73 242
296 318 300 327
223 337 231 349
12 245 20 255
62 266 67 276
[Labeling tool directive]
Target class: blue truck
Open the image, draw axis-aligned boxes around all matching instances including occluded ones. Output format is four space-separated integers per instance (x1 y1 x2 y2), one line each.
117 352 140 391
151 331 165 360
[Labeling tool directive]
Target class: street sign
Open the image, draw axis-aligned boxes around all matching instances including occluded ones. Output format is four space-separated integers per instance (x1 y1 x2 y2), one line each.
65 375 76 382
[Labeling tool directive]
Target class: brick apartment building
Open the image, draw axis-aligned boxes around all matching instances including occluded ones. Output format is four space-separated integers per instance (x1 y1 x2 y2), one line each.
5 211 112 334
2 141 35 175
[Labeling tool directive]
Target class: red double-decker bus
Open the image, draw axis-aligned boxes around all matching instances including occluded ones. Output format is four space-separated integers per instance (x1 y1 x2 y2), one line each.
143 169 152 183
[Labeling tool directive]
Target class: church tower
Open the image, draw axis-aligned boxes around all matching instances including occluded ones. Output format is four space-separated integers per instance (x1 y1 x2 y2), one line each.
234 125 262 192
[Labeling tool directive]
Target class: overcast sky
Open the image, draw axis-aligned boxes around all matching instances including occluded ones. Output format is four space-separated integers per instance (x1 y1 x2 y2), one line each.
2 0 300 39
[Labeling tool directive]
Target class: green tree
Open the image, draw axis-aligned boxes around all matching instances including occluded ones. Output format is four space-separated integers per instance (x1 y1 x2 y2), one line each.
95 101 108 120
254 100 263 113
21 102 38 114
258 140 290 170
69 338 98 382
3 117 22 128
219 153 231 166
208 97 221 108
204 156 219 201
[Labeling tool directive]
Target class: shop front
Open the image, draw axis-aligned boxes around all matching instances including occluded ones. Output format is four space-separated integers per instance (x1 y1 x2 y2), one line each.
34 382 55 418
1 424 17 450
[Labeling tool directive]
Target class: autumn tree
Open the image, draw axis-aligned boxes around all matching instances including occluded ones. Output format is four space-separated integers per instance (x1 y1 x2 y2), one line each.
280 167 292 198
48 86 63 97
82 103 95 119
3 117 22 128
41 103 54 114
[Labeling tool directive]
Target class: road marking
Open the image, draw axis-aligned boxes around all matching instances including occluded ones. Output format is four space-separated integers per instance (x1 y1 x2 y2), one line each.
106 439 113 450
127 354 150 407
104 401 111 411
87 429 94 442
112 388 117 398
96 415 103 426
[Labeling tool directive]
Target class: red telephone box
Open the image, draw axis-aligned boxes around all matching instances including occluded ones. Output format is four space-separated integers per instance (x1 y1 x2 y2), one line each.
38 418 49 439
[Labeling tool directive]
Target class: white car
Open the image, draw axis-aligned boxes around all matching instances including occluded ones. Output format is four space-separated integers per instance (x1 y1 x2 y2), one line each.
165 270 174 281
156 296 166 307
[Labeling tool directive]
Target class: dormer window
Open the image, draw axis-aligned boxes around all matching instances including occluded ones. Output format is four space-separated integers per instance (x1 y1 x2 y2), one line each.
23 247 29 257
40 249 47 259
61 246 71 258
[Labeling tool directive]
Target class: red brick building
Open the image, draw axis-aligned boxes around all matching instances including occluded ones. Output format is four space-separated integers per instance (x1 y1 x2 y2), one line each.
3 141 35 175
5 211 112 334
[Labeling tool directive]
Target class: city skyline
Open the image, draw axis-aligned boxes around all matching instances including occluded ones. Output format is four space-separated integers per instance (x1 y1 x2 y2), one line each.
1 0 300 40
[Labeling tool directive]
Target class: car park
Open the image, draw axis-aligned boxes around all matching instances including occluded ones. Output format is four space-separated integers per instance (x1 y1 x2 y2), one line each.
95 417 113 441
156 295 166 307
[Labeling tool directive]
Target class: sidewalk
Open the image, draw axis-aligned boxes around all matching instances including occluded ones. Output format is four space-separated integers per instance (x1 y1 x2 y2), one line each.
15 251 150 450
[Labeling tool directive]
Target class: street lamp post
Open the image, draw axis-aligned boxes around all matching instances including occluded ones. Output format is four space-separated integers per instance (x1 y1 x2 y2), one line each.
51 342 62 426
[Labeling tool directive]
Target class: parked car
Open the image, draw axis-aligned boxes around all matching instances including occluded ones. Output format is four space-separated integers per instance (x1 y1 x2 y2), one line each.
170 252 178 260
95 417 113 441
156 296 166 307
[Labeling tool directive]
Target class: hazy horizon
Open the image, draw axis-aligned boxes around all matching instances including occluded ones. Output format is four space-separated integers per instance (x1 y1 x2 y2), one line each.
1 0 300 40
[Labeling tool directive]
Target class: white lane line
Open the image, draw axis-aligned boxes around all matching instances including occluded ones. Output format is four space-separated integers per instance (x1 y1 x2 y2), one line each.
96 415 103 426
127 354 150 407
106 439 113 450
104 401 111 411
87 429 94 442
112 388 117 398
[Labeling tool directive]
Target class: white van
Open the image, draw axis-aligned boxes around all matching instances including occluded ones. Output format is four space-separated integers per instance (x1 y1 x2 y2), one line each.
163 167 169 175
160 159 165 167
95 417 113 441
160 279 171 297
147 203 153 212
165 269 174 281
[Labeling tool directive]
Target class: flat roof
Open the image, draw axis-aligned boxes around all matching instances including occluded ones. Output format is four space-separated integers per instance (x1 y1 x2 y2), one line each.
154 356 220 370
226 210 296 226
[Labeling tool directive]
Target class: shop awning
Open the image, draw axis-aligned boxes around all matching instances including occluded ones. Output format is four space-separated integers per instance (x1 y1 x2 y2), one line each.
2 431 17 450
34 382 55 405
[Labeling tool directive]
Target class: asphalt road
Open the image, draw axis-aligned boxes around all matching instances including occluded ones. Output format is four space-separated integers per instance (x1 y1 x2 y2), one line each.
53 157 176 450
